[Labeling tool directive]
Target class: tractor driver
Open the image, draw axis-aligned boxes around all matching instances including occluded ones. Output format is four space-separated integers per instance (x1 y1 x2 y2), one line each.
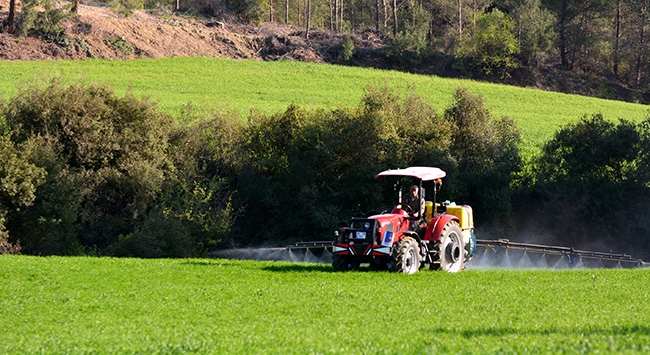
398 185 424 218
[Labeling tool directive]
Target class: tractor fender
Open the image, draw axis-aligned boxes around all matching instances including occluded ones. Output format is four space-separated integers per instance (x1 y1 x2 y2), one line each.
424 214 459 242
399 230 421 243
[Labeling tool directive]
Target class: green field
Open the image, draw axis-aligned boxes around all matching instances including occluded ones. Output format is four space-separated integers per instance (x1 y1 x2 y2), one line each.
1 57 648 155
2 255 649 354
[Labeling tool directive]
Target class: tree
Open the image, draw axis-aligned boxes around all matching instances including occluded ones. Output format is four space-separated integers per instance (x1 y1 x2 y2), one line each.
19 0 74 37
305 0 311 38
513 0 556 67
3 80 176 255
384 0 432 66
632 0 649 87
457 9 520 77
542 0 582 69
5 0 17 33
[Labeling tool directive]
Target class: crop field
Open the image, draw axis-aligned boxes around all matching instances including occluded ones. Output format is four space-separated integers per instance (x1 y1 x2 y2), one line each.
1 57 648 155
2 255 650 354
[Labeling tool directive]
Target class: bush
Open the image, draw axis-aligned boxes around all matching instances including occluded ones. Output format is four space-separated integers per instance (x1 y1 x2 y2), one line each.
234 85 455 245
110 0 143 17
163 110 243 251
19 0 74 38
3 80 176 255
104 35 134 55
337 35 355 63
0 133 46 254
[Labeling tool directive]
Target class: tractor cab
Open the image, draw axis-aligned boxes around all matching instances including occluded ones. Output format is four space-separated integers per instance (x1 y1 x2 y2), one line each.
378 167 445 229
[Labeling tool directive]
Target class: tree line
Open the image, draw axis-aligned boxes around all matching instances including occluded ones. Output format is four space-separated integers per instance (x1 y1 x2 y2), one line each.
190 0 650 93
1 80 649 260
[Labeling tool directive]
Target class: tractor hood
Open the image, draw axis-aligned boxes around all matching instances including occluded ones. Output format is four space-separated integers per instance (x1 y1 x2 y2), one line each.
375 166 446 181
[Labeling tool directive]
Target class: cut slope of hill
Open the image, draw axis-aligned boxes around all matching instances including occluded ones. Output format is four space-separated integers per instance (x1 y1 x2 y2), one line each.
0 0 382 63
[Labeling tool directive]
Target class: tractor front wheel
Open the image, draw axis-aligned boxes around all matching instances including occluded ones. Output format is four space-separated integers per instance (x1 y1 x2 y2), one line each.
332 254 358 271
437 221 465 273
391 237 421 274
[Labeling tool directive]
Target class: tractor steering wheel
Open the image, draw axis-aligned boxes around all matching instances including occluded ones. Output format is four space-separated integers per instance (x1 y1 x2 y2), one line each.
402 204 414 215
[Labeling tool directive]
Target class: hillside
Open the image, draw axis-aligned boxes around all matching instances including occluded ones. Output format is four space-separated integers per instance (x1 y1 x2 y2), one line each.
2 0 649 104
0 0 382 63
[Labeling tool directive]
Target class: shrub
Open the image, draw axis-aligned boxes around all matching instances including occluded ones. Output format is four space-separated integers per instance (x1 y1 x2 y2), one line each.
110 0 143 17
163 110 243 251
19 0 74 38
0 133 46 254
3 80 176 255
104 35 134 55
337 35 355 63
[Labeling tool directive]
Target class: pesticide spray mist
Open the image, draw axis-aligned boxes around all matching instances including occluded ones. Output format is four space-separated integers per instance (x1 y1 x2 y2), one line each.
466 248 630 270
212 247 334 264
213 245 647 269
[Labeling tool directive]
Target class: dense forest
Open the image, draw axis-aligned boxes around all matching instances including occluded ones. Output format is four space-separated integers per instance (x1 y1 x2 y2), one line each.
178 0 650 97
1 80 649 260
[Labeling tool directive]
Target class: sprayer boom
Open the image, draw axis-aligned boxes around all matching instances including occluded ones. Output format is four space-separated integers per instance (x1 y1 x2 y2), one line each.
475 239 646 268
286 239 647 268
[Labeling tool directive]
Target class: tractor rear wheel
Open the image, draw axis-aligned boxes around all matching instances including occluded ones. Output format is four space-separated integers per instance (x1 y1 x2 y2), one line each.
391 237 421 274
436 221 465 273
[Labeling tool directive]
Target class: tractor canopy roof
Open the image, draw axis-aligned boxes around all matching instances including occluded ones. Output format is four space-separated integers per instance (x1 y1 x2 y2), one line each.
375 166 446 181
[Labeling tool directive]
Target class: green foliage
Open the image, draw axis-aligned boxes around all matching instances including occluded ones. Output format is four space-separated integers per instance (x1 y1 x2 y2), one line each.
104 35 134 55
2 70 649 257
1 81 242 257
2 256 650 353
75 38 95 58
19 0 74 38
519 114 650 258
337 34 355 63
0 134 46 255
110 0 143 17
1 58 647 157
2 80 177 255
5 136 84 255
224 0 264 24
162 110 243 250
512 0 556 67
444 88 521 227
457 9 520 78
233 84 519 246
383 1 432 66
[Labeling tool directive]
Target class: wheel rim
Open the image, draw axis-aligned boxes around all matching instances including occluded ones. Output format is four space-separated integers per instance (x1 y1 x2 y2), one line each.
442 231 462 271
445 240 461 263
405 248 416 273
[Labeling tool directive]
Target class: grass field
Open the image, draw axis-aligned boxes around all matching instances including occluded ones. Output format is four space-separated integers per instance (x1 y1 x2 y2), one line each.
1 57 648 155
2 255 649 354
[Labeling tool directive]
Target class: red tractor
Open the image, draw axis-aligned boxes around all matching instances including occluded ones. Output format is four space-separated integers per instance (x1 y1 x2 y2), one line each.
332 167 476 273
